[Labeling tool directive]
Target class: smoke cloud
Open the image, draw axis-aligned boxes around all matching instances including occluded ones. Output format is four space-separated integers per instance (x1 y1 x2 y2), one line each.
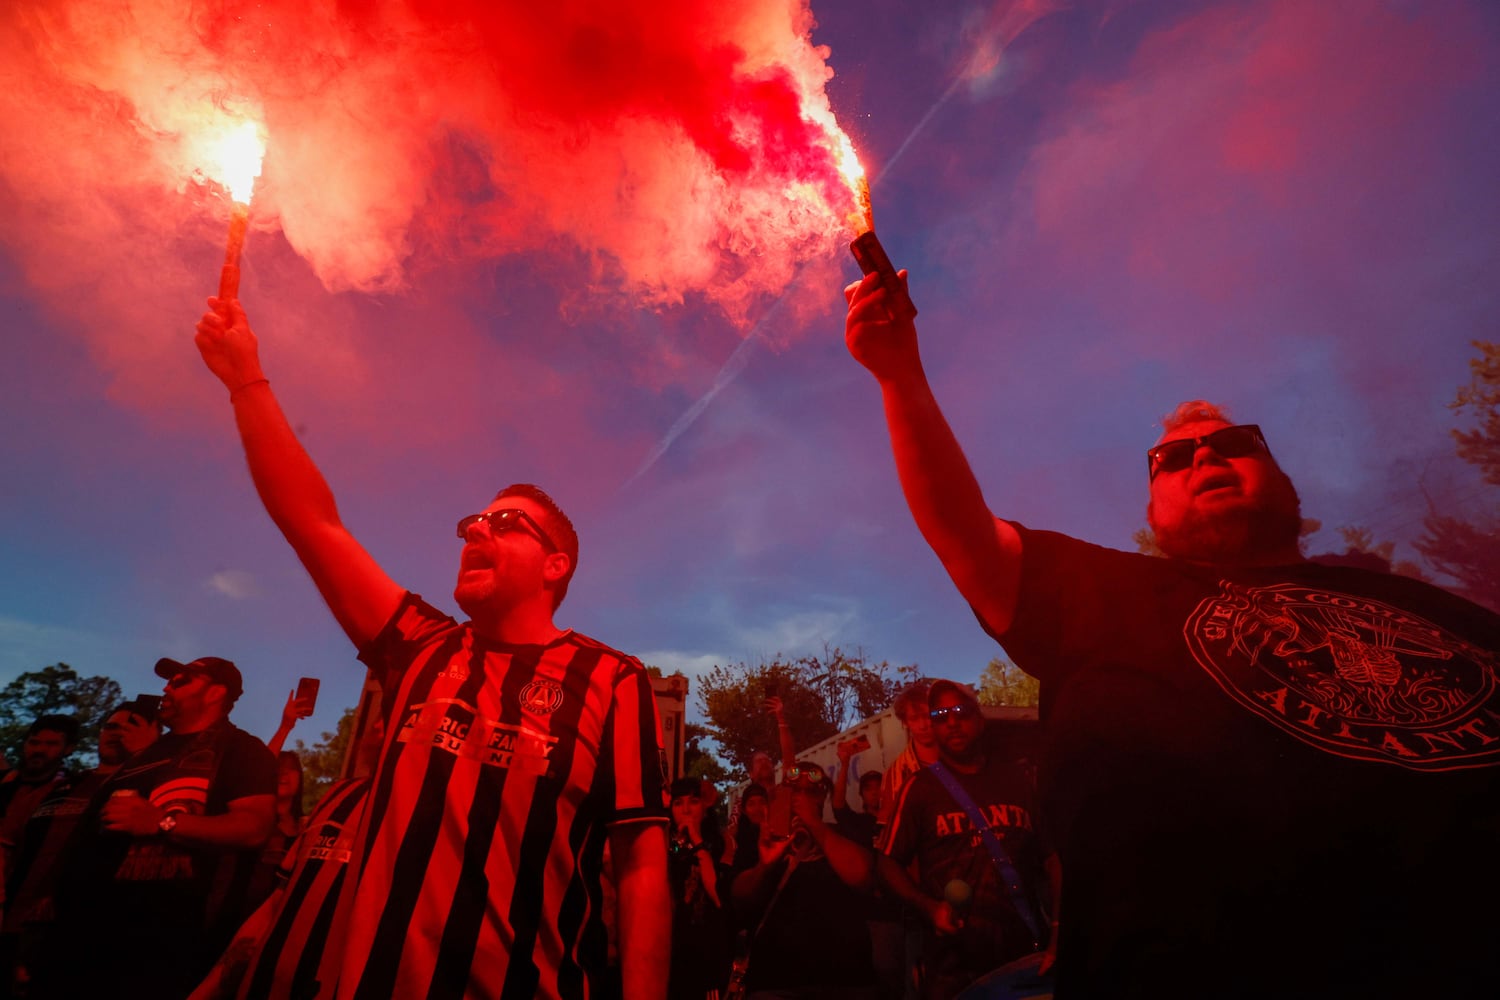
0 0 860 339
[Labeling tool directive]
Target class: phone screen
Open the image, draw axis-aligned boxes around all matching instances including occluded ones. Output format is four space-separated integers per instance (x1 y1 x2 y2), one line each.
295 677 320 715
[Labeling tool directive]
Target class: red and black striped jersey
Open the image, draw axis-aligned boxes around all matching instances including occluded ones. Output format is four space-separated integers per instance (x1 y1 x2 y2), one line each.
235 776 369 1000
332 593 669 1000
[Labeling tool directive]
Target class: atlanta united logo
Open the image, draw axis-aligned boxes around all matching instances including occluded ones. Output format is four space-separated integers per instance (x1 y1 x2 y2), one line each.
1185 583 1500 771
518 679 565 715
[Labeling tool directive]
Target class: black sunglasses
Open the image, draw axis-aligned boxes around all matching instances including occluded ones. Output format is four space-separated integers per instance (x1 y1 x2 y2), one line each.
930 703 979 724
456 508 559 553
1146 424 1269 482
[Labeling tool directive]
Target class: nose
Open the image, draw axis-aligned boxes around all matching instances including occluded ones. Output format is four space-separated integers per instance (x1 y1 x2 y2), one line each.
1192 441 1230 470
463 517 491 543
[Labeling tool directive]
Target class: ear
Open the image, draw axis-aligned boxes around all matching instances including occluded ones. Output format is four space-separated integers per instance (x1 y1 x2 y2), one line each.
203 682 229 711
542 551 571 586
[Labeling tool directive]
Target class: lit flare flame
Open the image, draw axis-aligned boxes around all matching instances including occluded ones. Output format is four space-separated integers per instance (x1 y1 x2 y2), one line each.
833 132 874 235
197 117 265 301
200 119 266 205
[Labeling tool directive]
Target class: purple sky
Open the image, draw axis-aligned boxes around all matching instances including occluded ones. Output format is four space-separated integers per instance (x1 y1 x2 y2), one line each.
2 0 1497 749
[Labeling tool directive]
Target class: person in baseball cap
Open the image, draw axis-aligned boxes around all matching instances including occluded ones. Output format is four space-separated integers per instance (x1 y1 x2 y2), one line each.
154 656 244 710
26 655 276 999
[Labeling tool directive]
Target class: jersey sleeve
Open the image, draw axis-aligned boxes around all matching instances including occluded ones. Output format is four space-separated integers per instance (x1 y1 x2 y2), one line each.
597 658 670 826
879 769 927 865
356 592 461 693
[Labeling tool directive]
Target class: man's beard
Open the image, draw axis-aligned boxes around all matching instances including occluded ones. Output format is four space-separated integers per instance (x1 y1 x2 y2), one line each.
1152 470 1303 565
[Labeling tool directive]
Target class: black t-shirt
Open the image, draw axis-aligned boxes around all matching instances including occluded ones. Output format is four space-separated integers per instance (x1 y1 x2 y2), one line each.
57 722 275 939
992 524 1500 999
668 840 730 999
739 835 877 991
882 760 1051 975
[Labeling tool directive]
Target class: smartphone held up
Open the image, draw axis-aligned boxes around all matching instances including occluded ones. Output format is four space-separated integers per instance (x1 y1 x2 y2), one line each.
295 676 320 717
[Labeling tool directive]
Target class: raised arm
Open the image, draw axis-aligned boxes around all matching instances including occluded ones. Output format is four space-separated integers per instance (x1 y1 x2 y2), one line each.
766 696 798 768
195 298 403 647
844 273 1023 634
266 689 314 755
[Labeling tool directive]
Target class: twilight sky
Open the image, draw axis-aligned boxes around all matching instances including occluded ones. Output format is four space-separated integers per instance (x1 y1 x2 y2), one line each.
2 0 1497 750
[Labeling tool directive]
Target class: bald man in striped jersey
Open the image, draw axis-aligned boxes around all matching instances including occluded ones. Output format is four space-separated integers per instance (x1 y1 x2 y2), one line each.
194 299 671 1000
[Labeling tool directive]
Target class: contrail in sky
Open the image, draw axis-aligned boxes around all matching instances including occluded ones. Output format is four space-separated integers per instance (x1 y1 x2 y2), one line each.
626 0 1064 486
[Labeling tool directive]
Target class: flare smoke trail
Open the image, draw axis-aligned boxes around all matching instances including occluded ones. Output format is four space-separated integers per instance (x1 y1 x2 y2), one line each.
628 0 1066 483
0 0 862 354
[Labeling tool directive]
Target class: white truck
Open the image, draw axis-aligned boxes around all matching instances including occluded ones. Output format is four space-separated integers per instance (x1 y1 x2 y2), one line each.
729 702 1042 821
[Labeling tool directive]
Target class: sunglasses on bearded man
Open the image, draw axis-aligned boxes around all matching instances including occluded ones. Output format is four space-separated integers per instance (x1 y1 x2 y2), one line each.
1146 424 1270 482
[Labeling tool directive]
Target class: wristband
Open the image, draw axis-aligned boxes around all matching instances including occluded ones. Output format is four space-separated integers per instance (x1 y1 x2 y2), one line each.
230 378 270 399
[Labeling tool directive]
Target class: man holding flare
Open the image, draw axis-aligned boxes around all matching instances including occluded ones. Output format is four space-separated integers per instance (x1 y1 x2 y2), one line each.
192 295 671 1000
843 268 1500 998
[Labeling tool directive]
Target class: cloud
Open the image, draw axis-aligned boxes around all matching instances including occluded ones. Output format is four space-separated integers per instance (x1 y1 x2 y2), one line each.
728 601 863 657
640 650 727 682
205 569 259 600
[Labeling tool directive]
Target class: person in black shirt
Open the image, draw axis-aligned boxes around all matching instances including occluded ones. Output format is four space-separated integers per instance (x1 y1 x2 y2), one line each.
730 760 879 1000
32 657 276 1000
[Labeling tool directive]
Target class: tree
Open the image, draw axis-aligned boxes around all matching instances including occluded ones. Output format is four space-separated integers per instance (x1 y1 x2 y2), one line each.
1132 528 1165 558
1310 526 1431 581
1135 518 1321 558
696 646 918 776
682 722 730 787
1415 515 1500 613
1449 341 1500 486
0 664 122 768
1415 340 1500 611
294 705 355 814
976 657 1040 708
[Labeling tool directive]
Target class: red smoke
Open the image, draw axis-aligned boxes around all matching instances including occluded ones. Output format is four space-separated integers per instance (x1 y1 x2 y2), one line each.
0 0 860 351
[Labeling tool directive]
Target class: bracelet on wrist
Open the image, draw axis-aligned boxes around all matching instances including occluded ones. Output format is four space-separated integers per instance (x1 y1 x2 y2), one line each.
230 377 270 399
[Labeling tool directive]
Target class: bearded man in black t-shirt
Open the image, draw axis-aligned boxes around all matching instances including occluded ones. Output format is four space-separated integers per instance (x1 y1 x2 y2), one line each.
879 681 1058 1000
34 657 276 1000
845 270 1500 999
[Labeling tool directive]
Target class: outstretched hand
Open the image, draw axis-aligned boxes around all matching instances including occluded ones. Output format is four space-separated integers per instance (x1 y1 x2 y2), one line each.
195 297 265 393
844 269 920 382
280 690 315 728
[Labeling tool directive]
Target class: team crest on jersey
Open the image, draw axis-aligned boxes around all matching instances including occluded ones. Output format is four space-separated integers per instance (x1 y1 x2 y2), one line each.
519 679 565 715
1185 582 1500 771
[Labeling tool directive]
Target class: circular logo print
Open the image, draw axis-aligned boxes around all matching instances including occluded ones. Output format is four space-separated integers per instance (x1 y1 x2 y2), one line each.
1185 582 1500 771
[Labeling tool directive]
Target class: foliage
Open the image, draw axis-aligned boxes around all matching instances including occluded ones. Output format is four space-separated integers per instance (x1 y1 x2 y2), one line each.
1415 515 1500 613
0 664 122 769
1135 518 1321 558
1449 341 1500 487
682 722 730 787
1415 341 1500 611
975 657 1040 708
293 705 356 814
1322 526 1431 581
696 645 918 777
1132 528 1164 558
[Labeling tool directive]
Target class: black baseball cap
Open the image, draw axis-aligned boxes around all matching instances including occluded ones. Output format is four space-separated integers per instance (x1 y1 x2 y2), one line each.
155 656 244 704
927 679 982 712
113 696 161 724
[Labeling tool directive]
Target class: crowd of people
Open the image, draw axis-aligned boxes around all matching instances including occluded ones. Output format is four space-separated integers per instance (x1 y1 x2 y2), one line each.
0 667 316 999
2 254 1498 1000
661 678 1056 1000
